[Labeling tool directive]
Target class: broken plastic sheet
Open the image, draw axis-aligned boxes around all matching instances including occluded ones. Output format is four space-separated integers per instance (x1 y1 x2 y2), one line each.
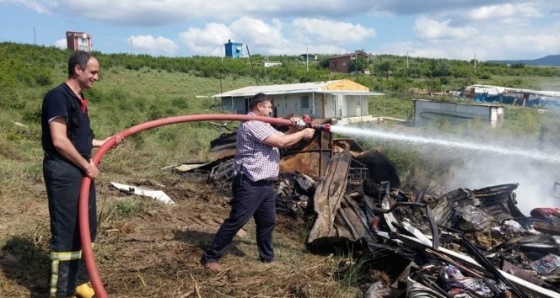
530 254 560 276
439 265 509 297
110 182 175 204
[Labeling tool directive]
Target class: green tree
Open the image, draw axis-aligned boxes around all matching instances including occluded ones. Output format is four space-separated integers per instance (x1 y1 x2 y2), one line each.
429 59 452 77
377 61 394 79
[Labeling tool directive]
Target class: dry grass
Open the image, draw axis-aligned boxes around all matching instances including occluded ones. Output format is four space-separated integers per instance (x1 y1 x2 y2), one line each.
0 170 365 297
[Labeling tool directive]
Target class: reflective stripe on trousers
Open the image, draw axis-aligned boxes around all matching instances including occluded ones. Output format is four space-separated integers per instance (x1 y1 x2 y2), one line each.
49 243 95 297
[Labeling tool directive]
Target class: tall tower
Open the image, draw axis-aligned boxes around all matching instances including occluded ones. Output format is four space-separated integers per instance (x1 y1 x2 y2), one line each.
66 31 92 51
224 39 243 59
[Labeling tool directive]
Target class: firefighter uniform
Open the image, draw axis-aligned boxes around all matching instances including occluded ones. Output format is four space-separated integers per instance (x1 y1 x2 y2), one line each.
42 83 96 298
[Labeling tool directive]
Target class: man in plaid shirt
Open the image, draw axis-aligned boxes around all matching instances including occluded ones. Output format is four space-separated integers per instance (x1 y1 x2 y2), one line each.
201 92 315 272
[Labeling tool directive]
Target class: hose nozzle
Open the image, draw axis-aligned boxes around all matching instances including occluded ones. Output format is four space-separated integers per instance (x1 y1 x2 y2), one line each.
293 115 331 132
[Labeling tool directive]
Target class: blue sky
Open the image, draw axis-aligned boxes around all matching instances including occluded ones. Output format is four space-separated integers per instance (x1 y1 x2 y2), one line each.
1 0 559 60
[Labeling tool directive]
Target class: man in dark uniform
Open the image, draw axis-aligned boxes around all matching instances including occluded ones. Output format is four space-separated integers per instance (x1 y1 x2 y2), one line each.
42 50 122 298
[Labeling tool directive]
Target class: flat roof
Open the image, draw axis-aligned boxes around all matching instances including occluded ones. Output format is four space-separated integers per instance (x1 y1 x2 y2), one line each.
315 90 384 96
212 80 384 98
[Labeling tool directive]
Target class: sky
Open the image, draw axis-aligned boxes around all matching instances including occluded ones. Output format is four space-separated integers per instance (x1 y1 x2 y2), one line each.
0 0 560 60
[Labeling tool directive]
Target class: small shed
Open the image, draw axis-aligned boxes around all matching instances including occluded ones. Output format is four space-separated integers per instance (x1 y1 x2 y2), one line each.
224 39 243 59
413 99 504 128
212 79 384 120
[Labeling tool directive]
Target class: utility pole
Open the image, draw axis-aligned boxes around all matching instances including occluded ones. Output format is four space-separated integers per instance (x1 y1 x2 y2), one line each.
33 27 36 45
306 45 309 72
355 50 358 74
474 53 477 71
406 51 409 77
406 52 409 69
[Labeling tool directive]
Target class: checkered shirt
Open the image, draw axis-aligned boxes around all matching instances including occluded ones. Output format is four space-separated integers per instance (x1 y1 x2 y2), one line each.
234 112 282 182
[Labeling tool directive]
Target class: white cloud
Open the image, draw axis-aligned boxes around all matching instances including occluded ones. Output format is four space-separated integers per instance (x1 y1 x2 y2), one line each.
49 0 547 24
379 18 560 61
0 0 56 14
54 38 66 49
363 0 544 17
127 35 178 54
291 18 375 44
35 0 377 26
414 17 478 41
230 17 287 46
467 3 542 21
178 17 373 56
7 0 512 23
229 17 290 55
179 23 233 56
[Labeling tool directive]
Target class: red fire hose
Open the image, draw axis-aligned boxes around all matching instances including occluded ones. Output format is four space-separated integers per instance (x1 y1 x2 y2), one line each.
79 114 295 298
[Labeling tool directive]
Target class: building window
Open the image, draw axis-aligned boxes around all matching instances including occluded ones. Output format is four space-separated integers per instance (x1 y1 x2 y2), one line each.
301 96 309 109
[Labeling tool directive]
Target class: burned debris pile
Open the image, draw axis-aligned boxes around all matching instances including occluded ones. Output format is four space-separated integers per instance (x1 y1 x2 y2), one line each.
286 151 560 297
175 123 560 298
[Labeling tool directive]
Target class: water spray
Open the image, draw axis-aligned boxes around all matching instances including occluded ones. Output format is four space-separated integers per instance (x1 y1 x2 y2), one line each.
329 125 560 163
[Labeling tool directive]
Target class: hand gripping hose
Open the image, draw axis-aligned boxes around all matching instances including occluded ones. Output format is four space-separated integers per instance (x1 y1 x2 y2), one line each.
79 114 294 298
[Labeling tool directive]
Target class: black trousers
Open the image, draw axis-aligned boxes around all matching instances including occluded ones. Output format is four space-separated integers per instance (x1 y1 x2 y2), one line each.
43 155 96 297
203 174 276 263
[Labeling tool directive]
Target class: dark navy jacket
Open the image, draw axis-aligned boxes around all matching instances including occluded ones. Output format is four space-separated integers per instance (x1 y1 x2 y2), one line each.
41 83 94 159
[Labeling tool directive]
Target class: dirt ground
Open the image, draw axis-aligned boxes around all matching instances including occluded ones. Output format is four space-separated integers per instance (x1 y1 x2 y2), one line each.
0 172 358 298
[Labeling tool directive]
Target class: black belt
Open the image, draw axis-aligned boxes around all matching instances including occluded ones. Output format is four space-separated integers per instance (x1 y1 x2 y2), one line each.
237 173 275 186
44 151 91 160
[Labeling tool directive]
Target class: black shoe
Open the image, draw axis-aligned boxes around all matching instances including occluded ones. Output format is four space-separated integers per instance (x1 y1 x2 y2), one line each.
200 255 222 273
260 258 274 263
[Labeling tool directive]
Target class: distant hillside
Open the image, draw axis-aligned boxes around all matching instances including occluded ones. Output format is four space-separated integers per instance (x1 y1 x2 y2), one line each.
490 54 560 66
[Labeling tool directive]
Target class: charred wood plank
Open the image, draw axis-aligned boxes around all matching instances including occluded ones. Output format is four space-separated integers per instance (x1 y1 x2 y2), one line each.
342 195 375 241
308 151 352 244
333 196 370 242
533 221 560 236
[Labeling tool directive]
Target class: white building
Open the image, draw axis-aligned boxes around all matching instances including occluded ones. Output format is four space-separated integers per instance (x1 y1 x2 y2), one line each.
263 61 282 67
413 99 504 128
212 79 384 121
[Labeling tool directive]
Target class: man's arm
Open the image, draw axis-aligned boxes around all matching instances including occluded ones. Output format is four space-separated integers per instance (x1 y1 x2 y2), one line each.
92 135 124 148
92 138 105 147
49 118 99 178
261 128 315 148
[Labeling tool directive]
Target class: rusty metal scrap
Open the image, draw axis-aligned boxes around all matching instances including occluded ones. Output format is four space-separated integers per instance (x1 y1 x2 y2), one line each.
275 173 316 218
431 184 525 232
301 168 560 297
307 151 352 245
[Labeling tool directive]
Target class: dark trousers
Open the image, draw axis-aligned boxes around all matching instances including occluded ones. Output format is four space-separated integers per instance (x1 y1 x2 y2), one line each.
43 156 96 297
203 174 276 263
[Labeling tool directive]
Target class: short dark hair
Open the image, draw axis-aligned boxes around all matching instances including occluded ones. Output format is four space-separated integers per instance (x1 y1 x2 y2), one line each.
249 92 271 110
68 50 94 76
